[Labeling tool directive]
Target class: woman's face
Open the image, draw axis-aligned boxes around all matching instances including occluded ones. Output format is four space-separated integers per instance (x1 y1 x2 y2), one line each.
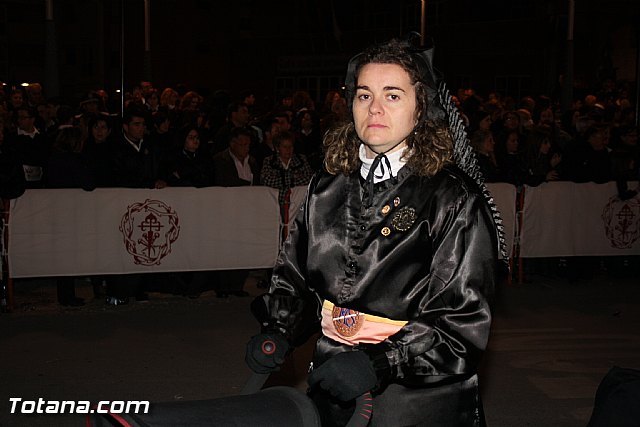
588 131 606 151
539 108 554 125
479 115 492 130
157 119 170 134
92 120 111 143
301 112 313 130
148 93 159 107
621 130 638 147
504 114 519 130
482 133 495 154
277 138 295 163
184 130 200 152
539 139 551 155
353 63 417 158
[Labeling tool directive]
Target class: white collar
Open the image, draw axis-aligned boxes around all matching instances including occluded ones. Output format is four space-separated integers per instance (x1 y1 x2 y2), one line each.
229 149 248 166
359 144 408 183
124 134 143 152
17 128 39 138
280 157 291 169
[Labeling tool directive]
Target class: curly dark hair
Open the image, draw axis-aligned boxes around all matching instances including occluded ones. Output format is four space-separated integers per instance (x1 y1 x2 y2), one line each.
324 38 453 177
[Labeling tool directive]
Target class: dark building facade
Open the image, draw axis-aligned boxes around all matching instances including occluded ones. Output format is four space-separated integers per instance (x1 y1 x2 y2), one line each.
0 0 637 107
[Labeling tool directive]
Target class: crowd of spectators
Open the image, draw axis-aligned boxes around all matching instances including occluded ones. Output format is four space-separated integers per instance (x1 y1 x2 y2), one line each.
457 84 639 190
1 78 638 305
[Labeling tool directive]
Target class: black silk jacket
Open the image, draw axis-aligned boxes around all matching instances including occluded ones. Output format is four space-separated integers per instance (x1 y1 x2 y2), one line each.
259 163 497 401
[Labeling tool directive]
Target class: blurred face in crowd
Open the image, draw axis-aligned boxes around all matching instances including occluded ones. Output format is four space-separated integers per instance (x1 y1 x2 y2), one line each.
37 103 54 123
10 91 24 108
132 88 144 105
475 132 495 155
16 109 36 132
517 110 533 130
539 108 554 125
27 83 43 103
232 105 250 127
184 129 200 153
506 132 519 154
587 130 606 151
230 134 251 161
123 115 146 142
188 96 200 110
156 118 170 134
92 120 111 143
83 100 99 114
277 138 295 163
96 89 109 104
301 112 313 130
620 129 638 147
147 91 159 109
140 81 153 97
479 115 492 131
503 113 520 130
91 120 111 143
539 138 552 155
353 63 417 158
276 115 290 131
244 94 255 106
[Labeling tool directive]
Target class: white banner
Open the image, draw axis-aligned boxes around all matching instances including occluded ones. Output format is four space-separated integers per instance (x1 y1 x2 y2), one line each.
9 187 281 278
520 181 640 257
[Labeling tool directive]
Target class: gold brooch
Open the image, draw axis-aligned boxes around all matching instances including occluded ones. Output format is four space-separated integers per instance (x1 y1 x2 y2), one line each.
381 226 391 236
391 207 417 232
381 205 391 215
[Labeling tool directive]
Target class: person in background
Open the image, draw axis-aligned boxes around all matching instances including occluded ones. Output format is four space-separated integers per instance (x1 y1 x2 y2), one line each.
260 130 314 216
471 128 502 182
83 115 115 188
212 127 260 298
4 106 48 188
522 127 563 186
166 126 214 188
43 126 95 307
293 109 323 171
107 107 167 305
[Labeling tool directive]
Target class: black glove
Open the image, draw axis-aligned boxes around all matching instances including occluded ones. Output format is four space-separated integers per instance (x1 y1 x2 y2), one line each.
307 350 377 402
245 333 289 374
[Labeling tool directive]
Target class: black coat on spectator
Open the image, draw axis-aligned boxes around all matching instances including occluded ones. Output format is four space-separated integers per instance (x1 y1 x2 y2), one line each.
564 143 612 183
0 147 26 199
166 148 214 187
43 150 96 191
475 152 503 183
83 139 116 188
496 152 527 186
111 136 167 188
4 132 49 188
212 149 260 187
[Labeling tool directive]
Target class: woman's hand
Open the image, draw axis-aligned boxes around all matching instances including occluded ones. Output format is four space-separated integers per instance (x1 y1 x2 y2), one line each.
307 351 377 402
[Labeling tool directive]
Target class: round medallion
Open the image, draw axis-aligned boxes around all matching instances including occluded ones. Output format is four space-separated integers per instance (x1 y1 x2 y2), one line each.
391 206 417 232
381 226 391 236
332 305 364 337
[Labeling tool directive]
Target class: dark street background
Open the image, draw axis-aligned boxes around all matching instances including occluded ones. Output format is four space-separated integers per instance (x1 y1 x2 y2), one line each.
1 269 639 426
